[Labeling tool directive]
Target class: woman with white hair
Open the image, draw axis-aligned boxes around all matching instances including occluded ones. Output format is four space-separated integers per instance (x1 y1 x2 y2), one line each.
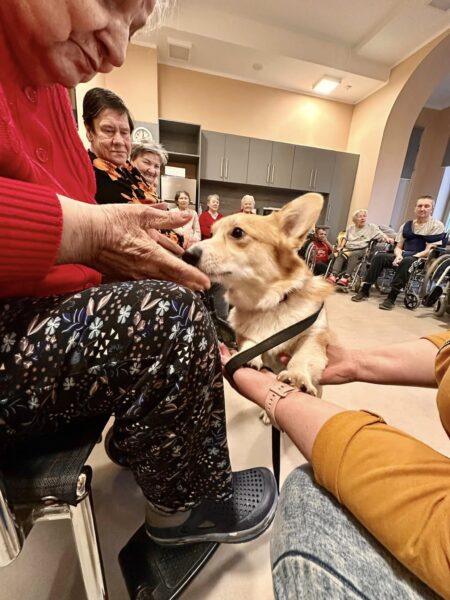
0 0 276 548
327 209 391 288
240 194 256 214
131 141 168 190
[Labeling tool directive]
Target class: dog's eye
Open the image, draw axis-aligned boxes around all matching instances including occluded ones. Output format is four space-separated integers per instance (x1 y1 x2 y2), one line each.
231 227 246 239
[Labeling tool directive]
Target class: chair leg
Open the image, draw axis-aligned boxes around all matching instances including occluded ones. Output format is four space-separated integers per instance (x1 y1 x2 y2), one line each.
70 492 107 600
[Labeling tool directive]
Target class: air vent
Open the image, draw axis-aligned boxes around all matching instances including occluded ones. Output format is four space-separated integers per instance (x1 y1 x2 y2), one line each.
429 0 450 10
168 38 192 61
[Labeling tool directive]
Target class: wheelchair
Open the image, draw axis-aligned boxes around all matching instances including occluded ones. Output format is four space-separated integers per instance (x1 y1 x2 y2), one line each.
420 248 450 317
325 238 385 292
298 232 318 273
375 246 446 310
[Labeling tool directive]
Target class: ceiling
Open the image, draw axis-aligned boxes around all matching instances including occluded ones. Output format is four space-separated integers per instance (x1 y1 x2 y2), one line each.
134 0 450 108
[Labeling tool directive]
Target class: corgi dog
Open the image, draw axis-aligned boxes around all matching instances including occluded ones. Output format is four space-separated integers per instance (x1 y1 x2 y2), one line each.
186 193 332 401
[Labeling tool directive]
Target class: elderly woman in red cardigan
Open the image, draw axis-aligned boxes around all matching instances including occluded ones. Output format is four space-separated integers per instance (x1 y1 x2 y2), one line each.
0 0 276 547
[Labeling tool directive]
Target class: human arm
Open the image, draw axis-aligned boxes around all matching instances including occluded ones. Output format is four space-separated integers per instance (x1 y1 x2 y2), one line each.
413 241 442 259
321 338 438 388
191 211 201 244
57 195 210 290
0 177 63 287
221 344 450 598
393 240 404 265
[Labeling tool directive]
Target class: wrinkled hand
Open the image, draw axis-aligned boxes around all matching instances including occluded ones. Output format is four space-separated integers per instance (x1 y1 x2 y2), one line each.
392 255 403 267
57 197 210 291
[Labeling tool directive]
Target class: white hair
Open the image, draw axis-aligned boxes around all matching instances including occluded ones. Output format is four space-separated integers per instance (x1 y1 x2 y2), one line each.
131 142 168 166
140 0 175 32
352 208 367 223
241 194 255 209
207 194 220 204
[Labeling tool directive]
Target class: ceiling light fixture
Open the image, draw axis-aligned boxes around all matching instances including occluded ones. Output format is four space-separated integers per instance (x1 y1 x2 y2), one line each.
312 76 341 95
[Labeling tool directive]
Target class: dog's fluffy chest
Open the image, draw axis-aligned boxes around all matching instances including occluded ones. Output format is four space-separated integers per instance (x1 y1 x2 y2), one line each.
229 295 327 373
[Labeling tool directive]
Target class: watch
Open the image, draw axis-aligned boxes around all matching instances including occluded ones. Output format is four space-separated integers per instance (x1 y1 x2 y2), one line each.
264 381 296 431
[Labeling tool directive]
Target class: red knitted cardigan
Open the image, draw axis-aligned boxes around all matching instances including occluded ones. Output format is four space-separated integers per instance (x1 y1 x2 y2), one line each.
0 38 101 298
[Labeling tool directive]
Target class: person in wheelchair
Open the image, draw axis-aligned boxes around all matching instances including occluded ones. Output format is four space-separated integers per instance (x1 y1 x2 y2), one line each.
352 195 445 309
311 226 333 275
326 209 392 288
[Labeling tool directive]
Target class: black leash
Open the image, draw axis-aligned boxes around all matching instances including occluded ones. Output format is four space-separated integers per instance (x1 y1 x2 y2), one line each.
224 303 324 491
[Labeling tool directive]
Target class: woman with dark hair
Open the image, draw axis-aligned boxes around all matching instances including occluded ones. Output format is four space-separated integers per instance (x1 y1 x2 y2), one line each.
170 190 201 249
83 87 160 205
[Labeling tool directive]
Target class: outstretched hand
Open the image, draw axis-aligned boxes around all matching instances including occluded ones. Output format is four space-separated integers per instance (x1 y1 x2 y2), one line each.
279 344 359 385
57 198 210 291
319 344 358 384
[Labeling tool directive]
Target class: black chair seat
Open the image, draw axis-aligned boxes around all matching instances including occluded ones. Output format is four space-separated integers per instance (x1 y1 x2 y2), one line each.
119 525 219 600
0 416 108 506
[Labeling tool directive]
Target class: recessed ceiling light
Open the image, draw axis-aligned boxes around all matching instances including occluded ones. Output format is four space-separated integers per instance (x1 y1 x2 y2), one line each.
252 63 264 71
313 76 341 95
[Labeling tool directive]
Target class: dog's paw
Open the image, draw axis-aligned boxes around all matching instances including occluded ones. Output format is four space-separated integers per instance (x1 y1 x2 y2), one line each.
246 355 264 371
259 409 271 426
277 369 318 396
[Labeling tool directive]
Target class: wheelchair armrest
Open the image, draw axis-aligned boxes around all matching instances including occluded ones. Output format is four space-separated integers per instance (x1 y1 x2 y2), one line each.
0 470 24 566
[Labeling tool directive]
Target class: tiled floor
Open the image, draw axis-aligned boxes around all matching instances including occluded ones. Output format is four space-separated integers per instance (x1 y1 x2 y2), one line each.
1 292 449 599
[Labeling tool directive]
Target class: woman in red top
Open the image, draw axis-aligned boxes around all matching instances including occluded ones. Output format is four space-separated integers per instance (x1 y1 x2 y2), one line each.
199 194 223 239
0 0 276 546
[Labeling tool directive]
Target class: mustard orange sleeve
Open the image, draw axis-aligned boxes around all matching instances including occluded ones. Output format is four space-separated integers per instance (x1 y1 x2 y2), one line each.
312 410 450 599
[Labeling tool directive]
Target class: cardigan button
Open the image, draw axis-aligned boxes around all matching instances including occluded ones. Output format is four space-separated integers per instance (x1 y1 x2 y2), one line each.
35 147 48 163
24 86 38 103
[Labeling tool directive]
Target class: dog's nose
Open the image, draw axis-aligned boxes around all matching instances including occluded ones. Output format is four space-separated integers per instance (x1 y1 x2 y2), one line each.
182 246 202 266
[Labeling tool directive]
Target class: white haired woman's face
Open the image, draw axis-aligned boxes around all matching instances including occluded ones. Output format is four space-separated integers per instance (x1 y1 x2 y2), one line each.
0 0 156 86
132 151 161 185
242 200 254 214
354 212 367 227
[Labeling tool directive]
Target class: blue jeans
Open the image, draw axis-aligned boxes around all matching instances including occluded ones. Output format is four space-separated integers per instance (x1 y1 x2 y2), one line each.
271 465 439 599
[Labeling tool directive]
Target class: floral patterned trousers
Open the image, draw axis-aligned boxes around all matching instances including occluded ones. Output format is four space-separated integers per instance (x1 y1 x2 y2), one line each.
0 280 233 510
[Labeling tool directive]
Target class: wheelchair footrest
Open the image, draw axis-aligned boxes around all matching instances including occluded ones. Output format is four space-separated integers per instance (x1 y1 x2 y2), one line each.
119 525 219 600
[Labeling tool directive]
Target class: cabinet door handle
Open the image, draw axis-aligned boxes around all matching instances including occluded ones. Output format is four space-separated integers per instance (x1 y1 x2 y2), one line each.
313 168 318 189
309 169 314 188
266 163 271 184
225 159 229 179
220 157 224 179
270 164 275 184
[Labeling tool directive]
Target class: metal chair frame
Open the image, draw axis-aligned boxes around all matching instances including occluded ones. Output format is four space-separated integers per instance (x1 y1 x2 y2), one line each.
0 463 106 600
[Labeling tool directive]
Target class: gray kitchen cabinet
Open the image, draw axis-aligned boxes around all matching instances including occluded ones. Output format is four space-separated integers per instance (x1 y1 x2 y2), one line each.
247 139 294 188
271 142 295 188
247 139 273 186
325 152 359 242
225 134 250 184
201 131 249 184
291 146 336 193
201 131 225 181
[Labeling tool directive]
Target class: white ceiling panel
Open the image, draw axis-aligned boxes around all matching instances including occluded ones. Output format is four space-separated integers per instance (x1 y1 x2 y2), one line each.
135 0 450 106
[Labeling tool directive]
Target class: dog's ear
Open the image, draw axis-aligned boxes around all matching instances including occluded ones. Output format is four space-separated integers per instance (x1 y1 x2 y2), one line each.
277 193 324 241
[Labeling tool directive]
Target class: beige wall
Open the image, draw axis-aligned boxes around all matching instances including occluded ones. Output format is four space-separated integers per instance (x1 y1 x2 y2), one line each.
158 65 354 151
75 45 158 148
347 31 450 224
405 106 450 218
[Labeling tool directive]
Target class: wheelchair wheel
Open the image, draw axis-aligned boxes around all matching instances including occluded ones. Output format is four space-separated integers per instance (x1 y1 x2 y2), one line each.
420 254 450 300
352 277 361 293
404 293 419 310
434 297 448 318
105 426 129 468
